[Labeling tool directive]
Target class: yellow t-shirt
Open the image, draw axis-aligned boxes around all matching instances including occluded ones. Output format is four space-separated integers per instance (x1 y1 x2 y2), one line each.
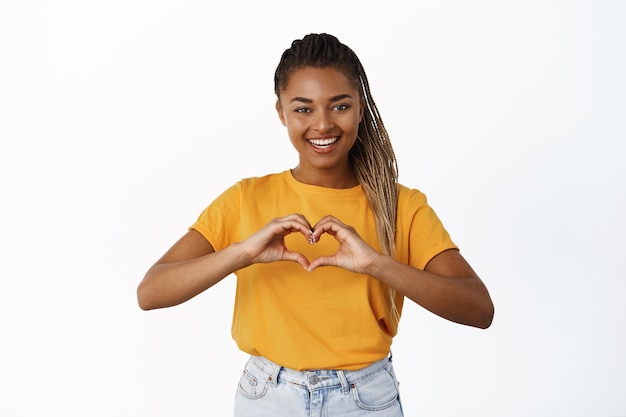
191 170 457 370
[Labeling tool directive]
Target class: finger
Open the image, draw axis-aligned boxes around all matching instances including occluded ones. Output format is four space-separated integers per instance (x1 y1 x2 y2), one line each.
311 217 353 242
292 213 313 230
308 255 337 271
311 216 336 240
282 250 310 270
278 213 313 230
312 215 344 230
270 217 314 239
289 214 317 242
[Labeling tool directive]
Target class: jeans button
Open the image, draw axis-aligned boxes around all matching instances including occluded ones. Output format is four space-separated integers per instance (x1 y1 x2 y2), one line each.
308 374 319 385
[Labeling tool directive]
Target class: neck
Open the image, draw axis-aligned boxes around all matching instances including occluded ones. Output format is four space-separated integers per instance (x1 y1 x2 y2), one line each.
291 165 359 189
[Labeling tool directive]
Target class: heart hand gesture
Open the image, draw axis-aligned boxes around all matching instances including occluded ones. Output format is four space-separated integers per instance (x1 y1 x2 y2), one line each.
242 214 379 274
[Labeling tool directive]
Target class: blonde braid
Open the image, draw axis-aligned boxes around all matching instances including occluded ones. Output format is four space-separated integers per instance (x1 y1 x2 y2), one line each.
350 73 398 257
350 71 400 322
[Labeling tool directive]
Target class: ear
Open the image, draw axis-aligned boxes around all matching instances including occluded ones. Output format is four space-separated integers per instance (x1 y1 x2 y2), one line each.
276 99 287 126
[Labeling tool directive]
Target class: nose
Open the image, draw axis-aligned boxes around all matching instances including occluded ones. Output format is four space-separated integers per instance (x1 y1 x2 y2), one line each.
313 110 333 132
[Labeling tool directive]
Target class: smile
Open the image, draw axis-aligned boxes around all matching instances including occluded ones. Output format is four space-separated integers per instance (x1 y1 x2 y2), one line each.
307 137 338 148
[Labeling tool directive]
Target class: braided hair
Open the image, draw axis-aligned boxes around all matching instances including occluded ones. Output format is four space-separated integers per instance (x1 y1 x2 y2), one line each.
274 33 399 257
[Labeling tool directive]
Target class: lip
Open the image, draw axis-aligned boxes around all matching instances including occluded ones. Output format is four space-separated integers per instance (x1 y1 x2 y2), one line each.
306 136 339 154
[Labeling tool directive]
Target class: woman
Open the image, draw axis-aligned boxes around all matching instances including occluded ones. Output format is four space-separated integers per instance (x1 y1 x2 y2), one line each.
137 33 494 416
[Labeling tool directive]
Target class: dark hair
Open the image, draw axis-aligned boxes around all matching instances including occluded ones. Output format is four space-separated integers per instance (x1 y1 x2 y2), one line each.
274 33 361 95
274 33 399 258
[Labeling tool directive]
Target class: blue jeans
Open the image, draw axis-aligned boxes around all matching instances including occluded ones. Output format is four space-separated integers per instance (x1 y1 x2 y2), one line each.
234 355 404 416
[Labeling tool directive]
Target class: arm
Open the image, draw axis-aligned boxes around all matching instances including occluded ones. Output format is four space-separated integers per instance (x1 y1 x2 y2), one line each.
137 214 314 310
308 216 494 329
137 230 243 310
368 248 494 329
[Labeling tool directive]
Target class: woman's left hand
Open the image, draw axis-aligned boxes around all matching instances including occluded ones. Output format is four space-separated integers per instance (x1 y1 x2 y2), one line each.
307 215 380 273
307 216 494 328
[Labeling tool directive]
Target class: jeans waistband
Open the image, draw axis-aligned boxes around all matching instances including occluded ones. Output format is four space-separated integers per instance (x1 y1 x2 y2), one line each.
248 355 392 393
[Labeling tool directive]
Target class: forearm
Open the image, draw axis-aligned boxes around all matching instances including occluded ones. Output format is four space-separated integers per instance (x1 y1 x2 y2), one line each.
137 242 248 310
367 253 494 329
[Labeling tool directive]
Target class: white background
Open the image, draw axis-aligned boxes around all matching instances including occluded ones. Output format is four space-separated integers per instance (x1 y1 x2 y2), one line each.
1 1 625 416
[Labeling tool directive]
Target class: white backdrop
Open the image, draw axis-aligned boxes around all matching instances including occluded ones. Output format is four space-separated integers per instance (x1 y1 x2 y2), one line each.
1 1 624 416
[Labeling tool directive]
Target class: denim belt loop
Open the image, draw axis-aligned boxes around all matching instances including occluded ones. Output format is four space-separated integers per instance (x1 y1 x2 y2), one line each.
336 370 350 395
268 361 281 387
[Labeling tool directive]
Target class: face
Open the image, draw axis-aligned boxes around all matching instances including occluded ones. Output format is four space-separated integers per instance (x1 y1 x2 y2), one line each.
276 66 364 187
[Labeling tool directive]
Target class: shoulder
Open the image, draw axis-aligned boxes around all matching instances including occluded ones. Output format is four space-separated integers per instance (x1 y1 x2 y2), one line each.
207 172 285 206
236 171 288 188
397 183 428 209
396 184 445 226
195 172 287 224
218 171 288 197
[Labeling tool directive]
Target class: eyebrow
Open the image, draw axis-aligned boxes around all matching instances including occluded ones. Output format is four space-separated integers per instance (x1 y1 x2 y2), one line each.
289 94 354 104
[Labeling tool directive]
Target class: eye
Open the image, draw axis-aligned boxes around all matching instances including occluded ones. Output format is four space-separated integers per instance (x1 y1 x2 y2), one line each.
295 107 311 113
332 104 350 111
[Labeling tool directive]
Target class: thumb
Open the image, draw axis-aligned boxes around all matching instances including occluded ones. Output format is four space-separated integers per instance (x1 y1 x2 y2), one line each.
283 250 310 270
307 255 337 272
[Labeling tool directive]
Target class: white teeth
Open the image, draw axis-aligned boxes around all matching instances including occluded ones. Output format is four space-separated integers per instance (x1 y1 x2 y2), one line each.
308 137 338 147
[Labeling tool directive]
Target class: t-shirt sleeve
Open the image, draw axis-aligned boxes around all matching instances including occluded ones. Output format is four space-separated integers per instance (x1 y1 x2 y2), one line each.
401 188 459 270
189 182 242 252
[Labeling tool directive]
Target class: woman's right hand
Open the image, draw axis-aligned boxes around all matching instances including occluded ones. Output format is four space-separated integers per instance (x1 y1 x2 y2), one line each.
137 214 313 310
240 213 313 270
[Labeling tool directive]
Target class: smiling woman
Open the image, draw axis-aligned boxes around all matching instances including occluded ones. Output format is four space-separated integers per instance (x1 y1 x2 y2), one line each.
137 33 494 417
276 66 363 188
